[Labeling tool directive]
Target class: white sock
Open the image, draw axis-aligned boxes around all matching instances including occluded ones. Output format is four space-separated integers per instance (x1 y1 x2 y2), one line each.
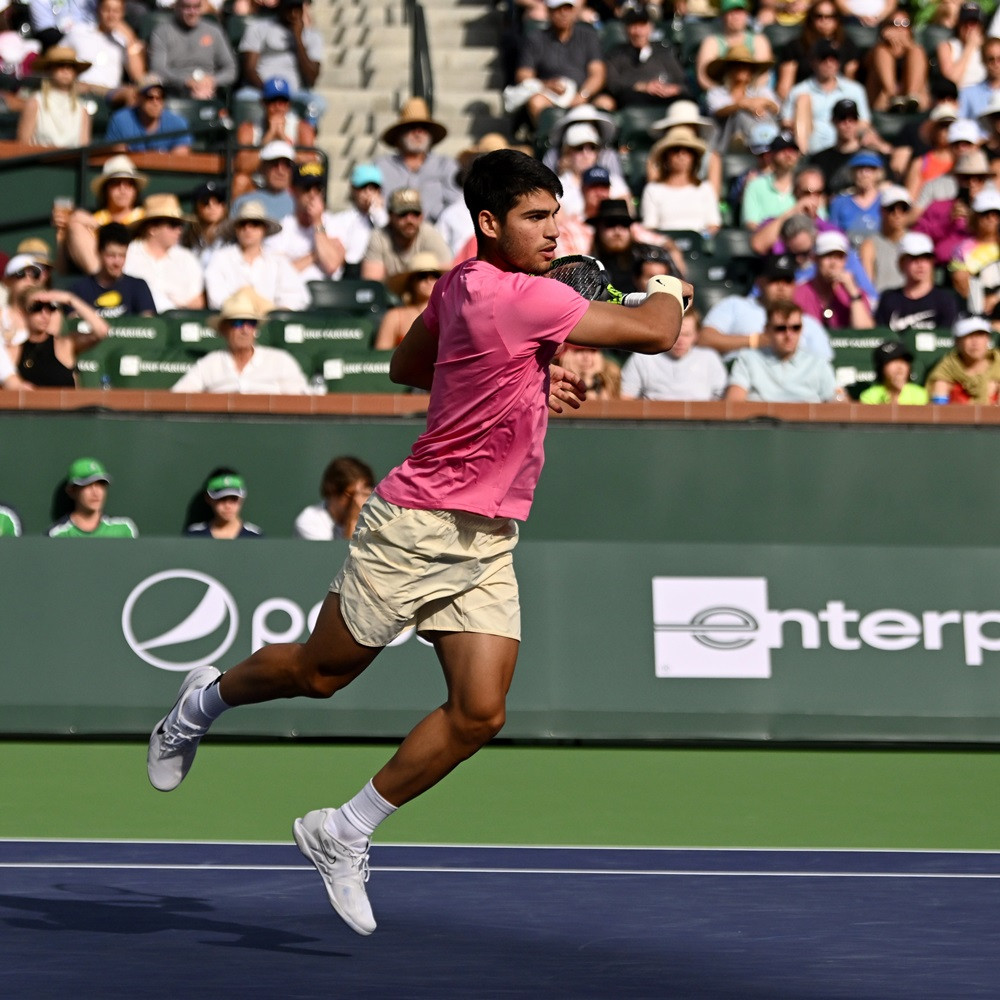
323 780 397 847
182 676 230 728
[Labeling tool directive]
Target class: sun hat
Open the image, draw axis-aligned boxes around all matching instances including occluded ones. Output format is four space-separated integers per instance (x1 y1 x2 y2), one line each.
705 42 774 83
218 200 282 242
206 473 246 500
548 104 617 149
381 97 447 147
386 251 448 296
90 154 148 198
953 149 992 175
563 122 601 148
212 287 274 327
67 457 111 486
586 198 633 227
33 44 91 74
649 125 708 163
14 239 52 267
136 192 185 230
649 99 716 142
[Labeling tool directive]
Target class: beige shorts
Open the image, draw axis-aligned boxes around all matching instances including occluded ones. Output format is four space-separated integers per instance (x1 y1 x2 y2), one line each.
330 493 521 648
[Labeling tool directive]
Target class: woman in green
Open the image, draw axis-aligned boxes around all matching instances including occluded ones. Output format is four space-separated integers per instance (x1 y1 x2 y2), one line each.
860 340 929 404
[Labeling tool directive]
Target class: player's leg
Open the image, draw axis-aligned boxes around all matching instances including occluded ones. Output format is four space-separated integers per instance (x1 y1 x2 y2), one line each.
148 593 382 792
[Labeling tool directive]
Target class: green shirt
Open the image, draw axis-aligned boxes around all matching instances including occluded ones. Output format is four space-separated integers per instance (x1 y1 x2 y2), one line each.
48 516 138 538
859 383 929 405
0 505 21 537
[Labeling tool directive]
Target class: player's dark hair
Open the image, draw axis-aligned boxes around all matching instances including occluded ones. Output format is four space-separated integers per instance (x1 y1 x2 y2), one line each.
320 456 375 500
98 222 131 250
464 149 562 241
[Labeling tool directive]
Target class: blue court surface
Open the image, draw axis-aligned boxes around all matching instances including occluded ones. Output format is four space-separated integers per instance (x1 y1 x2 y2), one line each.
2 840 999 999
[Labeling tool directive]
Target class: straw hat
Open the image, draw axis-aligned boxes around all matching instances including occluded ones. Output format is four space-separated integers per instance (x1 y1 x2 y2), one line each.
386 252 449 296
16 237 53 268
381 97 447 147
648 99 716 142
211 287 274 328
33 44 92 74
90 154 148 197
134 192 185 234
705 43 774 83
649 125 708 164
457 132 531 170
548 104 617 149
218 200 283 242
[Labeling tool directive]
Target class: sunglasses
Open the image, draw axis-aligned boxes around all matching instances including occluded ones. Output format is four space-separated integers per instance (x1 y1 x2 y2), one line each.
229 318 258 329
236 219 267 227
143 91 165 101
813 10 837 17
11 267 42 280
891 16 910 26
394 210 422 218
797 188 825 196
29 300 60 314
771 322 803 332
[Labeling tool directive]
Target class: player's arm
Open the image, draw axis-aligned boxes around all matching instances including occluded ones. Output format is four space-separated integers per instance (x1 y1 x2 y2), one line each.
390 314 437 391
567 277 690 354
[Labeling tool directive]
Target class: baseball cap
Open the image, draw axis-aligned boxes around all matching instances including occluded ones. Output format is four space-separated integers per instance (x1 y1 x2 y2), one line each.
293 160 326 188
67 457 111 486
897 231 934 258
137 73 165 95
959 2 981 22
931 101 960 123
4 253 42 278
389 187 422 214
815 230 849 256
192 179 226 203
206 473 246 500
847 150 883 170
581 165 611 188
811 39 840 61
768 129 799 154
350 163 382 188
947 119 984 145
261 77 291 101
954 315 992 338
620 1 650 22
880 184 911 209
761 253 796 281
545 0 574 7
259 139 296 163
720 0 750 9
831 99 859 122
873 340 913 375
972 188 1000 213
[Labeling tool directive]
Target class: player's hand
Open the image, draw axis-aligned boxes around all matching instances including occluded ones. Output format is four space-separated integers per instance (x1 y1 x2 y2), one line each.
548 364 587 413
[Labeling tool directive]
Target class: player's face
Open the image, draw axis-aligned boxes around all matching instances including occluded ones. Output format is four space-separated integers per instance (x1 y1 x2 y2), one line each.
490 189 560 274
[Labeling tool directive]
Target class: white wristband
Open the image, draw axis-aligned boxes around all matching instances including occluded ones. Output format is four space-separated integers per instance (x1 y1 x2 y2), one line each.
646 274 687 313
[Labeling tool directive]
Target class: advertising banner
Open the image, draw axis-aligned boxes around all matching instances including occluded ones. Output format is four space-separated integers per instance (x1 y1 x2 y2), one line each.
4 539 1000 743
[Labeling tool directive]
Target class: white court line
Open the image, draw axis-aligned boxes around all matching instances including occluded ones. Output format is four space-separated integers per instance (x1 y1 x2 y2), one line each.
2 862 1000 880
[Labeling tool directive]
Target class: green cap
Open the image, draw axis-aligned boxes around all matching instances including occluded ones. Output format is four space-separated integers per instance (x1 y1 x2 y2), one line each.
720 0 750 9
206 474 246 499
67 457 111 486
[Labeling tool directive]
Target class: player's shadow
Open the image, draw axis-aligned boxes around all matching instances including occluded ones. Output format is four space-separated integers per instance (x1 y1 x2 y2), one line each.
0 885 347 957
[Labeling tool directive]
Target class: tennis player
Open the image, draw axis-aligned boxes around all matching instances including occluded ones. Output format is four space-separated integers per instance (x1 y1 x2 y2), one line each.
148 149 689 936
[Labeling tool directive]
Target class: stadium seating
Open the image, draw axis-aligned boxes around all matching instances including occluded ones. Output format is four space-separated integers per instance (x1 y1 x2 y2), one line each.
307 279 390 315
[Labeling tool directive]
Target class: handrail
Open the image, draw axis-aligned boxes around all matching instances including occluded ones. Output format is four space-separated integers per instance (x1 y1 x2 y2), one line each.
404 0 434 111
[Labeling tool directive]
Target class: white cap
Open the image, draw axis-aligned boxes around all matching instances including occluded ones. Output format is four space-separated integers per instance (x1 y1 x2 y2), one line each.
954 315 992 338
814 230 849 256
897 231 934 258
259 139 296 163
947 118 985 145
930 101 959 123
3 253 41 277
972 187 1000 213
546 0 575 6
880 184 911 209
562 122 601 148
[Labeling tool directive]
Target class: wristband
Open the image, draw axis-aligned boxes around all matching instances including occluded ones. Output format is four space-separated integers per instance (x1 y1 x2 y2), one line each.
646 274 687 313
931 395 949 405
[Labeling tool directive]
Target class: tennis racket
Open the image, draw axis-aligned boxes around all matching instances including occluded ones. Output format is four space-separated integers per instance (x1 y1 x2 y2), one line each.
546 254 690 310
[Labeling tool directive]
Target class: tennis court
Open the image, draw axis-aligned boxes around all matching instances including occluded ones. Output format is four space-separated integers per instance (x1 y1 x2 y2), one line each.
2 741 1000 997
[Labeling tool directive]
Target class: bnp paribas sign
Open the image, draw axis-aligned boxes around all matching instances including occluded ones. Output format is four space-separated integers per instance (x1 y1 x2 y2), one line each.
652 577 1000 678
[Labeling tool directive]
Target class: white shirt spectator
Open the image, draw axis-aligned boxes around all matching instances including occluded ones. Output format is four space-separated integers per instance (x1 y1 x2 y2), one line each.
204 244 308 311
435 199 475 257
62 22 127 90
326 204 389 266
124 240 204 313
171 345 309 394
294 501 345 540
621 347 727 400
267 210 344 282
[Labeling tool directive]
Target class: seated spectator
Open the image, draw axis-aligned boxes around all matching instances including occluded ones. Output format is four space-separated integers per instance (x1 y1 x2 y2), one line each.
70 222 156 318
104 73 193 153
937 2 986 91
874 231 961 333
695 0 772 94
828 151 885 242
557 342 622 399
774 0 860 102
148 0 237 99
28 1 97 51
742 129 801 232
63 0 145 108
588 198 654 295
14 285 108 387
172 288 309 394
912 148 994 268
294 455 375 541
0 5 40 114
902 102 960 203
621 307 727 400
703 44 779 155
0 502 22 534
17 237 55 279
925 314 1000 403
959 34 1000 121
859 339 929 404
373 98 461 225
230 139 296 221
373 253 446 350
794 229 875 329
596 1 686 110
750 166 829 256
267 161 348 284
1 255 47 360
783 40 871 156
16 44 92 148
650 99 721 195
326 164 389 275
232 77 316 199
185 470 262 539
61 154 146 275
915 118 986 211
725 299 839 402
48 456 138 539
640 126 721 235
237 0 324 127
182 180 227 267
865 8 928 113
512 0 605 126
979 91 1000 174
858 184 914 293
809 98 892 198
124 193 205 312
702 251 833 359
205 200 308 310
0 333 29 390
951 188 1000 304
360 187 451 285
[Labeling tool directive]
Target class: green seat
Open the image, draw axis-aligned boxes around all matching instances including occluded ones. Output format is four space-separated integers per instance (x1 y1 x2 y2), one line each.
723 151 757 186
76 340 194 388
306 279 389 315
710 227 753 260
842 20 878 50
265 309 382 369
871 110 927 144
680 18 716 63
315 345 401 394
659 230 704 254
163 98 226 150
763 22 802 50
601 19 627 52
616 105 663 154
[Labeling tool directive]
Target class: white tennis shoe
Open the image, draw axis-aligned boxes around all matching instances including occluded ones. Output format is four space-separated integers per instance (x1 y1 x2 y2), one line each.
293 809 377 935
146 665 220 791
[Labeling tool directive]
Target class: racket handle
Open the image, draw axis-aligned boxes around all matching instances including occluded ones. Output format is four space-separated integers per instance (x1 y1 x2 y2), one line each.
620 292 647 307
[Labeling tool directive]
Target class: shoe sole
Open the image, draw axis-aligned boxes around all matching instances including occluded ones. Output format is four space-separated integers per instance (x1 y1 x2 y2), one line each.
146 666 219 792
293 817 376 936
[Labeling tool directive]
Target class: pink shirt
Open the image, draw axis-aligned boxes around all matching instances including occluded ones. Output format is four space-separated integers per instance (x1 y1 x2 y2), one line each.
378 259 590 519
